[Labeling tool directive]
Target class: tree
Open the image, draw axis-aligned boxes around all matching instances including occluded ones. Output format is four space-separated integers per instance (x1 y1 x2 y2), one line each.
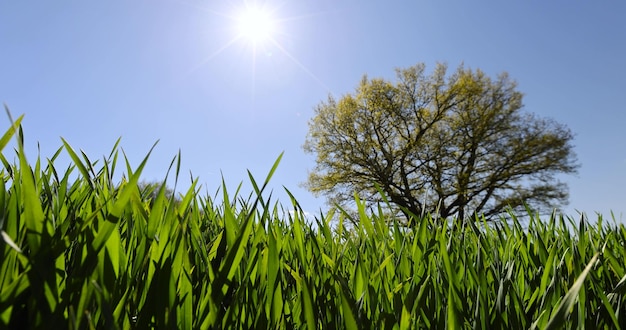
138 180 178 206
303 63 579 221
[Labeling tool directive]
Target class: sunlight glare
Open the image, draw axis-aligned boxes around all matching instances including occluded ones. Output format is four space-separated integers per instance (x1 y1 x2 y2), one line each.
237 6 275 44
180 2 329 95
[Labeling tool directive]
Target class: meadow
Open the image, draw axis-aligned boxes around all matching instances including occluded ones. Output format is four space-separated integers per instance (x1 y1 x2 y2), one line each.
1 116 625 329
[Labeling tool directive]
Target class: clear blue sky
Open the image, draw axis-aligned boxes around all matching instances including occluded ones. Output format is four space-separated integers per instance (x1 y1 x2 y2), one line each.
1 1 625 222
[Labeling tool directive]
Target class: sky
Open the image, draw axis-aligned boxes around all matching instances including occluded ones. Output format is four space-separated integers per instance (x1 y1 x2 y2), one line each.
1 1 625 222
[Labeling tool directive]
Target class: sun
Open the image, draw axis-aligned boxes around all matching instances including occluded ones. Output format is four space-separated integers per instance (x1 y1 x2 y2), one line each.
181 2 329 93
236 6 275 45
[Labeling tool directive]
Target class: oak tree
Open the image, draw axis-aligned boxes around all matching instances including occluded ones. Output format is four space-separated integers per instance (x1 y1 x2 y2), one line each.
303 63 578 221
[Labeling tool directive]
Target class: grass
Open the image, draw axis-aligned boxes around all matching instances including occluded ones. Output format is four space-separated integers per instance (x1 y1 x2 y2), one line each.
0 116 625 329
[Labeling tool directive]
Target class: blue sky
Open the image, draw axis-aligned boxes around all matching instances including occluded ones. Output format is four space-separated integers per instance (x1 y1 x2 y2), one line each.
1 1 625 221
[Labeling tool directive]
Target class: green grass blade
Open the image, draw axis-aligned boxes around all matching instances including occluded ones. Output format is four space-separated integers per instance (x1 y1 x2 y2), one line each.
19 144 46 255
111 142 158 218
1 231 22 254
61 138 93 189
340 289 358 330
533 253 599 330
0 110 23 152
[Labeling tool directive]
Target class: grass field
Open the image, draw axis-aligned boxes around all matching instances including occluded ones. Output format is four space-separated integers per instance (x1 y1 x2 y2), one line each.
1 116 625 329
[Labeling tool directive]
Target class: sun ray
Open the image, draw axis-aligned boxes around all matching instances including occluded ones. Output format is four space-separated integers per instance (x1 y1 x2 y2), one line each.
267 37 330 92
176 37 242 84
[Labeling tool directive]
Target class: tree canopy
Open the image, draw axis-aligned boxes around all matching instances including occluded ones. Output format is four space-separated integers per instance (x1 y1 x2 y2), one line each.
303 63 579 221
